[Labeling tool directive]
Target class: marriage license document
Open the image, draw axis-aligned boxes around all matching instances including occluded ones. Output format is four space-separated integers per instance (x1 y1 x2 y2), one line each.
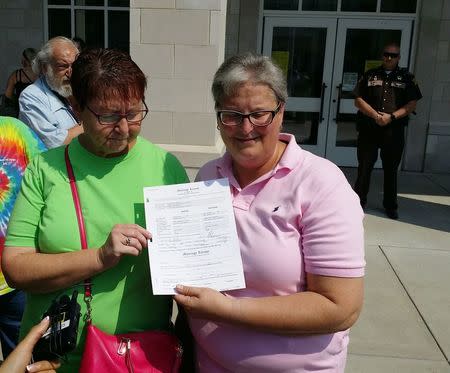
143 178 246 295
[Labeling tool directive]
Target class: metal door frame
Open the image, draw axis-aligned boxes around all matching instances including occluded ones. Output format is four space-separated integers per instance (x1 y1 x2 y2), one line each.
263 16 337 156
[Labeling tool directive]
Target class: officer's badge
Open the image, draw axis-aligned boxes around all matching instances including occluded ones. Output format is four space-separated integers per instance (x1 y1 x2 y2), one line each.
391 82 406 88
368 80 383 86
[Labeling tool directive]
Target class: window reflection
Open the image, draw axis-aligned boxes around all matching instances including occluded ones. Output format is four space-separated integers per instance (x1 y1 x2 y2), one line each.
48 0 70 4
283 111 319 145
272 27 326 98
108 0 130 6
109 11 130 52
264 0 298 10
47 2 129 53
75 10 104 48
302 0 337 11
335 114 358 147
381 0 417 13
75 0 104 5
48 9 71 38
341 0 377 12
264 0 417 13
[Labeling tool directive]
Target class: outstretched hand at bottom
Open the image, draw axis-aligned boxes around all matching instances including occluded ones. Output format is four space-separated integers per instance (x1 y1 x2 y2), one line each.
0 317 61 373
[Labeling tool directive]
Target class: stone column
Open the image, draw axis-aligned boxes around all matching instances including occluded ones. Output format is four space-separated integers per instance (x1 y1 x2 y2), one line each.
407 0 450 172
422 1 450 172
130 0 227 179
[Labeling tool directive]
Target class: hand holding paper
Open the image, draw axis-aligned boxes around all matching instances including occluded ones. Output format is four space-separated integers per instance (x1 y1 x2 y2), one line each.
143 178 245 295
174 285 236 322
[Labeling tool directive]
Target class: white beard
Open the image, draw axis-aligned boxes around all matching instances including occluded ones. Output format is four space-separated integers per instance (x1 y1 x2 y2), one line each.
45 66 72 98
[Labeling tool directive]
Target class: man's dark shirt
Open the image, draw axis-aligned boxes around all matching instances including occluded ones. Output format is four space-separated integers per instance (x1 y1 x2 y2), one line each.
353 65 422 126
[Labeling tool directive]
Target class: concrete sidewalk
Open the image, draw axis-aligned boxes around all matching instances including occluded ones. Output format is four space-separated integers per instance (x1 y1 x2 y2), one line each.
342 168 450 372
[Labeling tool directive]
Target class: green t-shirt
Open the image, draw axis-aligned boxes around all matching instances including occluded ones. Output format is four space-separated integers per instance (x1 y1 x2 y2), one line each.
6 136 189 372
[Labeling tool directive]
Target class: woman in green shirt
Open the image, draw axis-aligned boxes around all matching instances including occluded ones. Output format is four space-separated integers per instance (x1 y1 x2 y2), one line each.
2 48 189 372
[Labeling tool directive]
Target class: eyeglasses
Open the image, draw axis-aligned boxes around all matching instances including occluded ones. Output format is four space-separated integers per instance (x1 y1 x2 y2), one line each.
216 103 282 127
383 52 400 58
87 101 149 125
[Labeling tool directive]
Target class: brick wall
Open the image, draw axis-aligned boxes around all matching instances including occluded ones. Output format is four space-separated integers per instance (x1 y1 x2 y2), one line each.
424 1 450 173
413 0 450 173
130 0 228 177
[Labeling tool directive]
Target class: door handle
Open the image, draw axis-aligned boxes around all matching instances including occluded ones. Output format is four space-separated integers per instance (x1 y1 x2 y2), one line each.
319 82 327 123
333 83 342 121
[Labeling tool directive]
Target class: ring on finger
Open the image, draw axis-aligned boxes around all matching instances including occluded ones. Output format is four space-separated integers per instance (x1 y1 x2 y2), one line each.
125 236 131 246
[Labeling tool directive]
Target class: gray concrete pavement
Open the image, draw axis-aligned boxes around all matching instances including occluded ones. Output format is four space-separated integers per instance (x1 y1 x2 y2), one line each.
342 168 450 372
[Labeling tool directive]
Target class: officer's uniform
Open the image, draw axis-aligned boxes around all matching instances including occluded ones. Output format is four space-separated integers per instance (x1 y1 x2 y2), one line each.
353 65 422 210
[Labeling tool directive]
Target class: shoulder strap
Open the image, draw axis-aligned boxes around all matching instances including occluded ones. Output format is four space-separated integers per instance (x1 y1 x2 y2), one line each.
53 91 78 122
21 69 33 83
64 146 92 304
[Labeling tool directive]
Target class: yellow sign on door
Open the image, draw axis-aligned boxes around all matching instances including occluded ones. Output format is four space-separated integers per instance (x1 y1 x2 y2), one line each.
364 60 382 72
271 51 289 79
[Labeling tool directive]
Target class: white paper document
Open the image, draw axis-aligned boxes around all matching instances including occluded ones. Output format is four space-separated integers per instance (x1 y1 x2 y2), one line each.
143 178 246 295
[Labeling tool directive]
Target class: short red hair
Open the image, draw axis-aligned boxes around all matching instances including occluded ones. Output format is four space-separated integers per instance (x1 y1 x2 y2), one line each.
71 48 147 109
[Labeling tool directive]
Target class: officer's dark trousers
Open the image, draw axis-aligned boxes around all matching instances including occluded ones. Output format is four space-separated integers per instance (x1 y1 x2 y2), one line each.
354 121 405 210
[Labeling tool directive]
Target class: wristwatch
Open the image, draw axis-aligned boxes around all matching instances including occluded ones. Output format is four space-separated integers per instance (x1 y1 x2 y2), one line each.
390 113 396 121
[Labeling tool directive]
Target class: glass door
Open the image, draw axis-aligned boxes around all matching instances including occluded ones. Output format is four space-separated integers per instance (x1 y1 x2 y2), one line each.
326 18 413 166
262 16 414 167
263 17 336 156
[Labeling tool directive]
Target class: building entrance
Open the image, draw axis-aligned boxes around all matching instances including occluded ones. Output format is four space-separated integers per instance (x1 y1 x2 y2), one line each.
263 17 413 166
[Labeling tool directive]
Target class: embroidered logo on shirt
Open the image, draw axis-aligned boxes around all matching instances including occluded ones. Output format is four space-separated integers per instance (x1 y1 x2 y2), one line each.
273 206 280 212
368 80 383 87
391 82 406 89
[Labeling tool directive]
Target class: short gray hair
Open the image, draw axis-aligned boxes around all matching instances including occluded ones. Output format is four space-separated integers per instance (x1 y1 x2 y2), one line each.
32 36 77 75
212 53 288 108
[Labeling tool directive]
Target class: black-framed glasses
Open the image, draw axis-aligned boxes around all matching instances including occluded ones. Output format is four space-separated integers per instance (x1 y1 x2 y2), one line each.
383 52 400 58
216 103 282 127
87 101 149 125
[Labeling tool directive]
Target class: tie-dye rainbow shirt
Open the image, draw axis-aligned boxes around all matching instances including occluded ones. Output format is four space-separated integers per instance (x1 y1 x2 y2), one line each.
0 116 46 295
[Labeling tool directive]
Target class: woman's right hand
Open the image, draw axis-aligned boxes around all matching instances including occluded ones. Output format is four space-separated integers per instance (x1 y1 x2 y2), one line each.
98 224 152 269
0 317 60 373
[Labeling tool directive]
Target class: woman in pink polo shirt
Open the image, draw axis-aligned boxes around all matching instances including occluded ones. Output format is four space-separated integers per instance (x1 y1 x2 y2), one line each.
175 53 365 372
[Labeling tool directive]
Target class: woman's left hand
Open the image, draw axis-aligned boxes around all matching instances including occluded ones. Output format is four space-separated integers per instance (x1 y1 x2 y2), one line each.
174 285 236 321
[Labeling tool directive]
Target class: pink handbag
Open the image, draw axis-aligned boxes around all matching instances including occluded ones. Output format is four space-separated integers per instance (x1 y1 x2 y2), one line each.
65 146 183 373
80 324 182 373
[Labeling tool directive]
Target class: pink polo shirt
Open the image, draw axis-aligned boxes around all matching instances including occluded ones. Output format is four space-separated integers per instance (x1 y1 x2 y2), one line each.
192 133 365 372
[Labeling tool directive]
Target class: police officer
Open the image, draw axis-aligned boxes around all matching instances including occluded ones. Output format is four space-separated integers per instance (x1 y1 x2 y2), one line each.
353 42 422 219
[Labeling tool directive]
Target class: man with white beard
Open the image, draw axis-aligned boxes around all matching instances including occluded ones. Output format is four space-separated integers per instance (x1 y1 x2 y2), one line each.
19 37 83 148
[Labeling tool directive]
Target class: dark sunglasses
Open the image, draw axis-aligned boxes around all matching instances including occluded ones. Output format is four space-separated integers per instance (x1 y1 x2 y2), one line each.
383 52 400 58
